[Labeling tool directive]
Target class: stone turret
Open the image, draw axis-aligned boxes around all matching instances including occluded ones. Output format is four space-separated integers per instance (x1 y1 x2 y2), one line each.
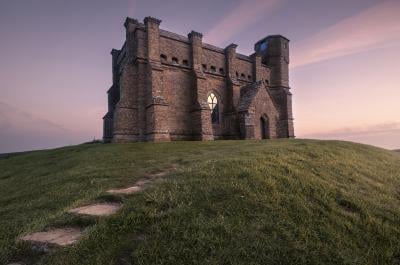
254 35 294 138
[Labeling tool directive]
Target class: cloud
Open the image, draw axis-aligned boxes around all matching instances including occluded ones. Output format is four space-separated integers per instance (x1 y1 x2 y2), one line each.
299 122 400 149
0 102 88 153
0 102 68 133
291 0 400 68
204 0 283 46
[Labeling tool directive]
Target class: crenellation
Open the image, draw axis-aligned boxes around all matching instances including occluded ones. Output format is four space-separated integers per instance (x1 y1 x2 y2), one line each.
103 17 295 142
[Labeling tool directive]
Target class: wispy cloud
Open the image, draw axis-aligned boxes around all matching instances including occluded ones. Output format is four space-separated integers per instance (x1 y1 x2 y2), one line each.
204 0 283 46
301 122 400 138
299 122 400 149
0 102 88 153
291 0 400 68
0 102 68 133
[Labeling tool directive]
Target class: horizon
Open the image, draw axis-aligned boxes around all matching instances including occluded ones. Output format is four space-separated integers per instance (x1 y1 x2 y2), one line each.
1 0 399 152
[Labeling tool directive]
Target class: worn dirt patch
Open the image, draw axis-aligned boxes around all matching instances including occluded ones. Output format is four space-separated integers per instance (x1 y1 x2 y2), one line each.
107 186 143 194
21 228 82 247
69 203 121 216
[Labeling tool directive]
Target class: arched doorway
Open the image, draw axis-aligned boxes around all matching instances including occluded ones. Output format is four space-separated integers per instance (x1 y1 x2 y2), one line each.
260 116 269 139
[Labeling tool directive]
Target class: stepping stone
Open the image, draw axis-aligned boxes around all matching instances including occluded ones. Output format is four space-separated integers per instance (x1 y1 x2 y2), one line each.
151 171 167 177
107 186 143 194
135 179 152 186
69 203 121 216
21 228 82 247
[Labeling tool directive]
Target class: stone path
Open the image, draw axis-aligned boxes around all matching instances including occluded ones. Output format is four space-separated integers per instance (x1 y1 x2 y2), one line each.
107 178 149 195
68 202 121 217
18 166 176 261
21 228 82 247
107 185 143 194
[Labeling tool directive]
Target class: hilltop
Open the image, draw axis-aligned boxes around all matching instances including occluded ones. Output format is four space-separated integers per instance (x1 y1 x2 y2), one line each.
1 140 400 264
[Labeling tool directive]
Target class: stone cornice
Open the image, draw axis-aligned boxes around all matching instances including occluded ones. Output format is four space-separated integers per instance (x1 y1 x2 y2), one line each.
225 43 238 51
188 30 203 40
144 16 162 25
124 17 139 28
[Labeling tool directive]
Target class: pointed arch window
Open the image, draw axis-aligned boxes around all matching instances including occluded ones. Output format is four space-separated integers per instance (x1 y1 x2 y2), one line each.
207 92 219 124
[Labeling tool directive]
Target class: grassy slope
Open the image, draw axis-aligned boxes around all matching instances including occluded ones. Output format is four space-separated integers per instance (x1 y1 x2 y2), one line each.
1 140 400 265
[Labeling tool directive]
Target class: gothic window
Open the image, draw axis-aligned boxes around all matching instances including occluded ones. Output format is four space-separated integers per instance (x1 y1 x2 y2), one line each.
207 92 219 124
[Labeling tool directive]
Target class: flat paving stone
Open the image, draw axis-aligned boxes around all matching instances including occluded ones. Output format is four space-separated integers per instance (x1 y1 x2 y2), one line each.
21 228 82 247
107 186 143 194
135 179 152 186
69 203 121 216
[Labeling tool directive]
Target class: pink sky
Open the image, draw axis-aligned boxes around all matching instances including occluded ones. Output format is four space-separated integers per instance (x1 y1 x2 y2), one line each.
0 0 399 152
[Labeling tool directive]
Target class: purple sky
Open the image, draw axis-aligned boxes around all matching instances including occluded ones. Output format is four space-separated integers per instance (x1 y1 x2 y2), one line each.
1 0 399 152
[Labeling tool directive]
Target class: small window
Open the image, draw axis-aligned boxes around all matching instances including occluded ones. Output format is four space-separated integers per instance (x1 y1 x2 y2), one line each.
284 42 288 49
248 75 252 80
219 68 224 74
202 64 207 71
160 54 167 62
172 57 179 64
241 73 245 78
260 41 268 51
182 59 189 66
207 92 219 124
210 66 216 73
236 72 239 78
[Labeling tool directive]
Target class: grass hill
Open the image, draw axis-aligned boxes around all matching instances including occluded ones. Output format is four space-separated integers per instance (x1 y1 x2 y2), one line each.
1 140 400 265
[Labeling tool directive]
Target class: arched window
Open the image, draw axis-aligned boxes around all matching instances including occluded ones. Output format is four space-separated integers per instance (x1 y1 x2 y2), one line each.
207 92 219 124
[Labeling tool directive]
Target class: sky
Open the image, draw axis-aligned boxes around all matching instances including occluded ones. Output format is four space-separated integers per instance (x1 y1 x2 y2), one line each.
0 0 399 153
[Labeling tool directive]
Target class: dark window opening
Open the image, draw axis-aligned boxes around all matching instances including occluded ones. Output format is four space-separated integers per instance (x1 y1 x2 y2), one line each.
160 54 167 62
241 73 246 78
236 72 239 78
172 57 179 64
202 64 207 71
248 75 252 80
210 66 216 73
219 68 224 74
182 59 189 66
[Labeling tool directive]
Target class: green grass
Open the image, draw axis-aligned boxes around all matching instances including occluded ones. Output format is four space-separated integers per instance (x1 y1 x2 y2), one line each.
1 139 400 265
